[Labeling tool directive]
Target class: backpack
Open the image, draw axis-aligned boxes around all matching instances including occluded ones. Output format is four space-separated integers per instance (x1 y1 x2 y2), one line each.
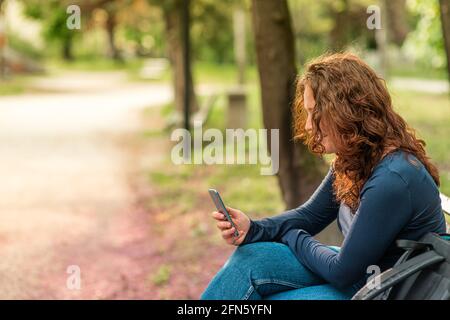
352 232 450 300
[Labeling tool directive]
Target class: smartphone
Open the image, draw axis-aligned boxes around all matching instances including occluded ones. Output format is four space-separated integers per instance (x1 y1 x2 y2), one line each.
208 189 240 238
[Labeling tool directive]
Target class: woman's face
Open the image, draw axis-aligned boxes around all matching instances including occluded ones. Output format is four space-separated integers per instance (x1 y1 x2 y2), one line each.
304 84 338 154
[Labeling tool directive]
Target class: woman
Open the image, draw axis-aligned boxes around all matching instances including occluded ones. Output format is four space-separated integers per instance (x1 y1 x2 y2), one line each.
200 53 446 300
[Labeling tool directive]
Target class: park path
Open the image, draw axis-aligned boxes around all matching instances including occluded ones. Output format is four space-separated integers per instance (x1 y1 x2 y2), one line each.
0 71 173 299
390 77 449 94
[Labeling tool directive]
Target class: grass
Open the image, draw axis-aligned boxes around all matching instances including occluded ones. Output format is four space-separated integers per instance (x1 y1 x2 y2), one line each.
48 57 143 72
150 264 172 286
134 60 258 85
0 76 32 96
147 154 284 219
46 58 259 86
193 61 258 85
389 65 448 81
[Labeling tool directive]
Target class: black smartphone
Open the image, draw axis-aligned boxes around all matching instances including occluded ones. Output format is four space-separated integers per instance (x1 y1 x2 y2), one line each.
208 189 240 238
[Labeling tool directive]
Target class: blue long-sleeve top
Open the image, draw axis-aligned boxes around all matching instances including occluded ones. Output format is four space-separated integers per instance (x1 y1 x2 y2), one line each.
241 150 446 289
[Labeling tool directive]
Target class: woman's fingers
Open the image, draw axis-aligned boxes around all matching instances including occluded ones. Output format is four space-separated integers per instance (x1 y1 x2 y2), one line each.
216 221 232 230
212 208 246 246
221 227 236 238
211 211 226 221
226 230 245 246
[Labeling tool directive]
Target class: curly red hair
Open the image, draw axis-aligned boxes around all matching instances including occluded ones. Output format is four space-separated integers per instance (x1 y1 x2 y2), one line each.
293 52 440 212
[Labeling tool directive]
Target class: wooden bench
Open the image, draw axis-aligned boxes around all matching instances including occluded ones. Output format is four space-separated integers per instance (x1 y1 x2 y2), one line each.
440 193 450 233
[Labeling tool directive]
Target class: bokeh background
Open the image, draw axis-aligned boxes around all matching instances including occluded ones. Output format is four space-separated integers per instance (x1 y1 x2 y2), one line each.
0 0 449 299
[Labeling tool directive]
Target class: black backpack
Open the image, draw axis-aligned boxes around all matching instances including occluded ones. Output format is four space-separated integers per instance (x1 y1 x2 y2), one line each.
352 232 450 300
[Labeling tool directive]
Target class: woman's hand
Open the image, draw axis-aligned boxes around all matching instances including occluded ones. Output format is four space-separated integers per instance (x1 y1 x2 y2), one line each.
211 207 250 246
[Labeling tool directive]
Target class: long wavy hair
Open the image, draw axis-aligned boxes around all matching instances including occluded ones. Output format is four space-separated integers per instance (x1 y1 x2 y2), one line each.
293 52 440 213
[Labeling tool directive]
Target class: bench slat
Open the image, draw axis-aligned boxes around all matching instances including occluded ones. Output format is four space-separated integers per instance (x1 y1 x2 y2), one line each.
441 193 450 234
440 193 450 215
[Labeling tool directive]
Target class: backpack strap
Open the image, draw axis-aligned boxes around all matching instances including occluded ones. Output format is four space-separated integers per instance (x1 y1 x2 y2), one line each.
396 239 433 251
352 250 445 300
375 238 435 300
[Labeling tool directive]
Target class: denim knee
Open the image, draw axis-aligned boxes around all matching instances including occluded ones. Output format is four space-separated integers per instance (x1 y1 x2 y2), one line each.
227 242 289 270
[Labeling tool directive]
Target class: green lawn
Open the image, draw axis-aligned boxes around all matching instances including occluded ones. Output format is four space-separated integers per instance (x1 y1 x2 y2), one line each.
48 57 143 72
389 65 448 81
0 76 31 96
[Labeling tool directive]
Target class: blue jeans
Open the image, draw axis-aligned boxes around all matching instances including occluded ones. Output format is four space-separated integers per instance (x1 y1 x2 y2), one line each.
200 242 361 300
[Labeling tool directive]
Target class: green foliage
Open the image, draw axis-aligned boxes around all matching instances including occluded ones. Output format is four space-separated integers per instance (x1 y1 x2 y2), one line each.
289 0 333 63
11 0 449 70
148 0 241 63
402 0 446 69
191 0 236 63
20 0 79 59
41 5 74 43
150 264 172 286
21 0 76 42
6 33 43 60
289 0 377 64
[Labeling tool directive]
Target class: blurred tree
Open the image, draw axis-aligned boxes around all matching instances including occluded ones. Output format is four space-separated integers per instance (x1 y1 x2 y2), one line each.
385 0 409 46
251 0 327 209
86 0 123 61
119 0 165 57
289 0 382 64
289 0 332 65
327 0 369 51
440 0 450 83
21 0 78 60
0 0 5 79
404 0 446 70
22 0 135 61
233 4 246 85
190 0 236 63
149 0 198 120
375 0 388 77
70 0 128 61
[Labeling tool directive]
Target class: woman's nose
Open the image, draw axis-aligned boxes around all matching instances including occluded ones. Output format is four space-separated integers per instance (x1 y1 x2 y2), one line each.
305 120 312 133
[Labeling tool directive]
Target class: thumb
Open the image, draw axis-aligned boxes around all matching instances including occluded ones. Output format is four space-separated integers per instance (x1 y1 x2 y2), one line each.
226 206 238 218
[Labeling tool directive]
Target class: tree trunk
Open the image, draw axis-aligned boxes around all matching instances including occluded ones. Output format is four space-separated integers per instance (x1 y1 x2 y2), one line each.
0 1 6 79
385 0 409 46
162 0 198 119
62 36 73 61
375 0 388 78
329 0 351 51
233 7 246 85
250 0 327 209
105 11 121 61
440 0 450 86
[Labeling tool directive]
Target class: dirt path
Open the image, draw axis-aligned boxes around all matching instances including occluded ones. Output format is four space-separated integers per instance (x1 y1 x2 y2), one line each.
0 72 172 299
